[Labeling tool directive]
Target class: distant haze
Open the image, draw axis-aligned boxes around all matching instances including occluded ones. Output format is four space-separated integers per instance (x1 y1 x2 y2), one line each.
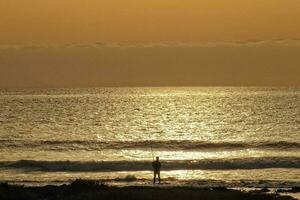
0 42 299 88
0 0 300 87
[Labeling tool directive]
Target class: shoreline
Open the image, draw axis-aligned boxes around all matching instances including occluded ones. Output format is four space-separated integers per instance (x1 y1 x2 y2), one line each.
2 176 299 188
1 180 299 200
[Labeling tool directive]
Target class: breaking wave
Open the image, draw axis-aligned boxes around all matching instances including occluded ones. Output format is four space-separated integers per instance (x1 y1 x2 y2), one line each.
0 139 299 151
1 157 299 172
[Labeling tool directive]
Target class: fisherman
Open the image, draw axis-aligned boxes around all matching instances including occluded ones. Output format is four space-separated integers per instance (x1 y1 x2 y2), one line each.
152 156 161 184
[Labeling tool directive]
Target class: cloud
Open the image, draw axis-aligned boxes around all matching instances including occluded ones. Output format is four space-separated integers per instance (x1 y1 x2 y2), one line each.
1 39 300 51
95 42 106 46
0 39 299 88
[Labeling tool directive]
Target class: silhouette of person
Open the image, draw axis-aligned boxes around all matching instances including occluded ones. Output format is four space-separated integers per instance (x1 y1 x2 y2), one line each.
152 156 161 184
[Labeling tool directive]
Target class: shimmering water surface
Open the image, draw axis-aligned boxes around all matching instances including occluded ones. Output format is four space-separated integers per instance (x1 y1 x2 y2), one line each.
0 87 299 187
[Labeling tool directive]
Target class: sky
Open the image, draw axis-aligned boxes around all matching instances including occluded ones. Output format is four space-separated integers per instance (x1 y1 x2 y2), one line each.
0 0 300 87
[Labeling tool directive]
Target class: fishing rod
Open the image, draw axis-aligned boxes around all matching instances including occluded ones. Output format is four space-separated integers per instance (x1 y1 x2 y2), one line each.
147 134 155 161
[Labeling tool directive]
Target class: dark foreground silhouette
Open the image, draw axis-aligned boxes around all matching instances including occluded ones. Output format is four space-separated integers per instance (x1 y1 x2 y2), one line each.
152 156 161 184
0 180 297 200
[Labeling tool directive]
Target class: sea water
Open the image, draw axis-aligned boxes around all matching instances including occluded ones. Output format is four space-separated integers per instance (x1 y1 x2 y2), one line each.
0 87 299 188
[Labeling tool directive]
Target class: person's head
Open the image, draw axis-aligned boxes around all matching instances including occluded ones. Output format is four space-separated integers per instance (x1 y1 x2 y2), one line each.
156 156 159 161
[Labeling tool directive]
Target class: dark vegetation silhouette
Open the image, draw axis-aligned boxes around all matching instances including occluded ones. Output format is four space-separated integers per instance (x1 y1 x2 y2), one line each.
0 180 296 200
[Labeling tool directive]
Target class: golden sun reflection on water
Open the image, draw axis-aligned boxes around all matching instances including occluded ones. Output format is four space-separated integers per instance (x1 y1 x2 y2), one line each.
119 149 298 161
1 149 298 162
0 87 299 186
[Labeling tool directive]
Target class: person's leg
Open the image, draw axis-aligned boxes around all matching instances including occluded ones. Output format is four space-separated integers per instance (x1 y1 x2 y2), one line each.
158 171 161 183
153 171 156 184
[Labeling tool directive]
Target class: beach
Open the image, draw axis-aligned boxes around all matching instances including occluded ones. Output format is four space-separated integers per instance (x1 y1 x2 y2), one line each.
2 0 300 198
0 87 299 198
1 179 299 200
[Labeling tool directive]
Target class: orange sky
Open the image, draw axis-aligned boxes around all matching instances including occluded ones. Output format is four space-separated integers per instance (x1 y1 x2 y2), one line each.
1 0 300 44
0 0 300 87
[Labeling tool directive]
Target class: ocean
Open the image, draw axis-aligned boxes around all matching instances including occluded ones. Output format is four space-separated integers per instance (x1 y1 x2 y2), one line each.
0 87 299 188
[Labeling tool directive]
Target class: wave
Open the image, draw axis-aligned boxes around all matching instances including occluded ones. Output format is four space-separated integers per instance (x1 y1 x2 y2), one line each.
1 157 299 172
0 139 299 151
